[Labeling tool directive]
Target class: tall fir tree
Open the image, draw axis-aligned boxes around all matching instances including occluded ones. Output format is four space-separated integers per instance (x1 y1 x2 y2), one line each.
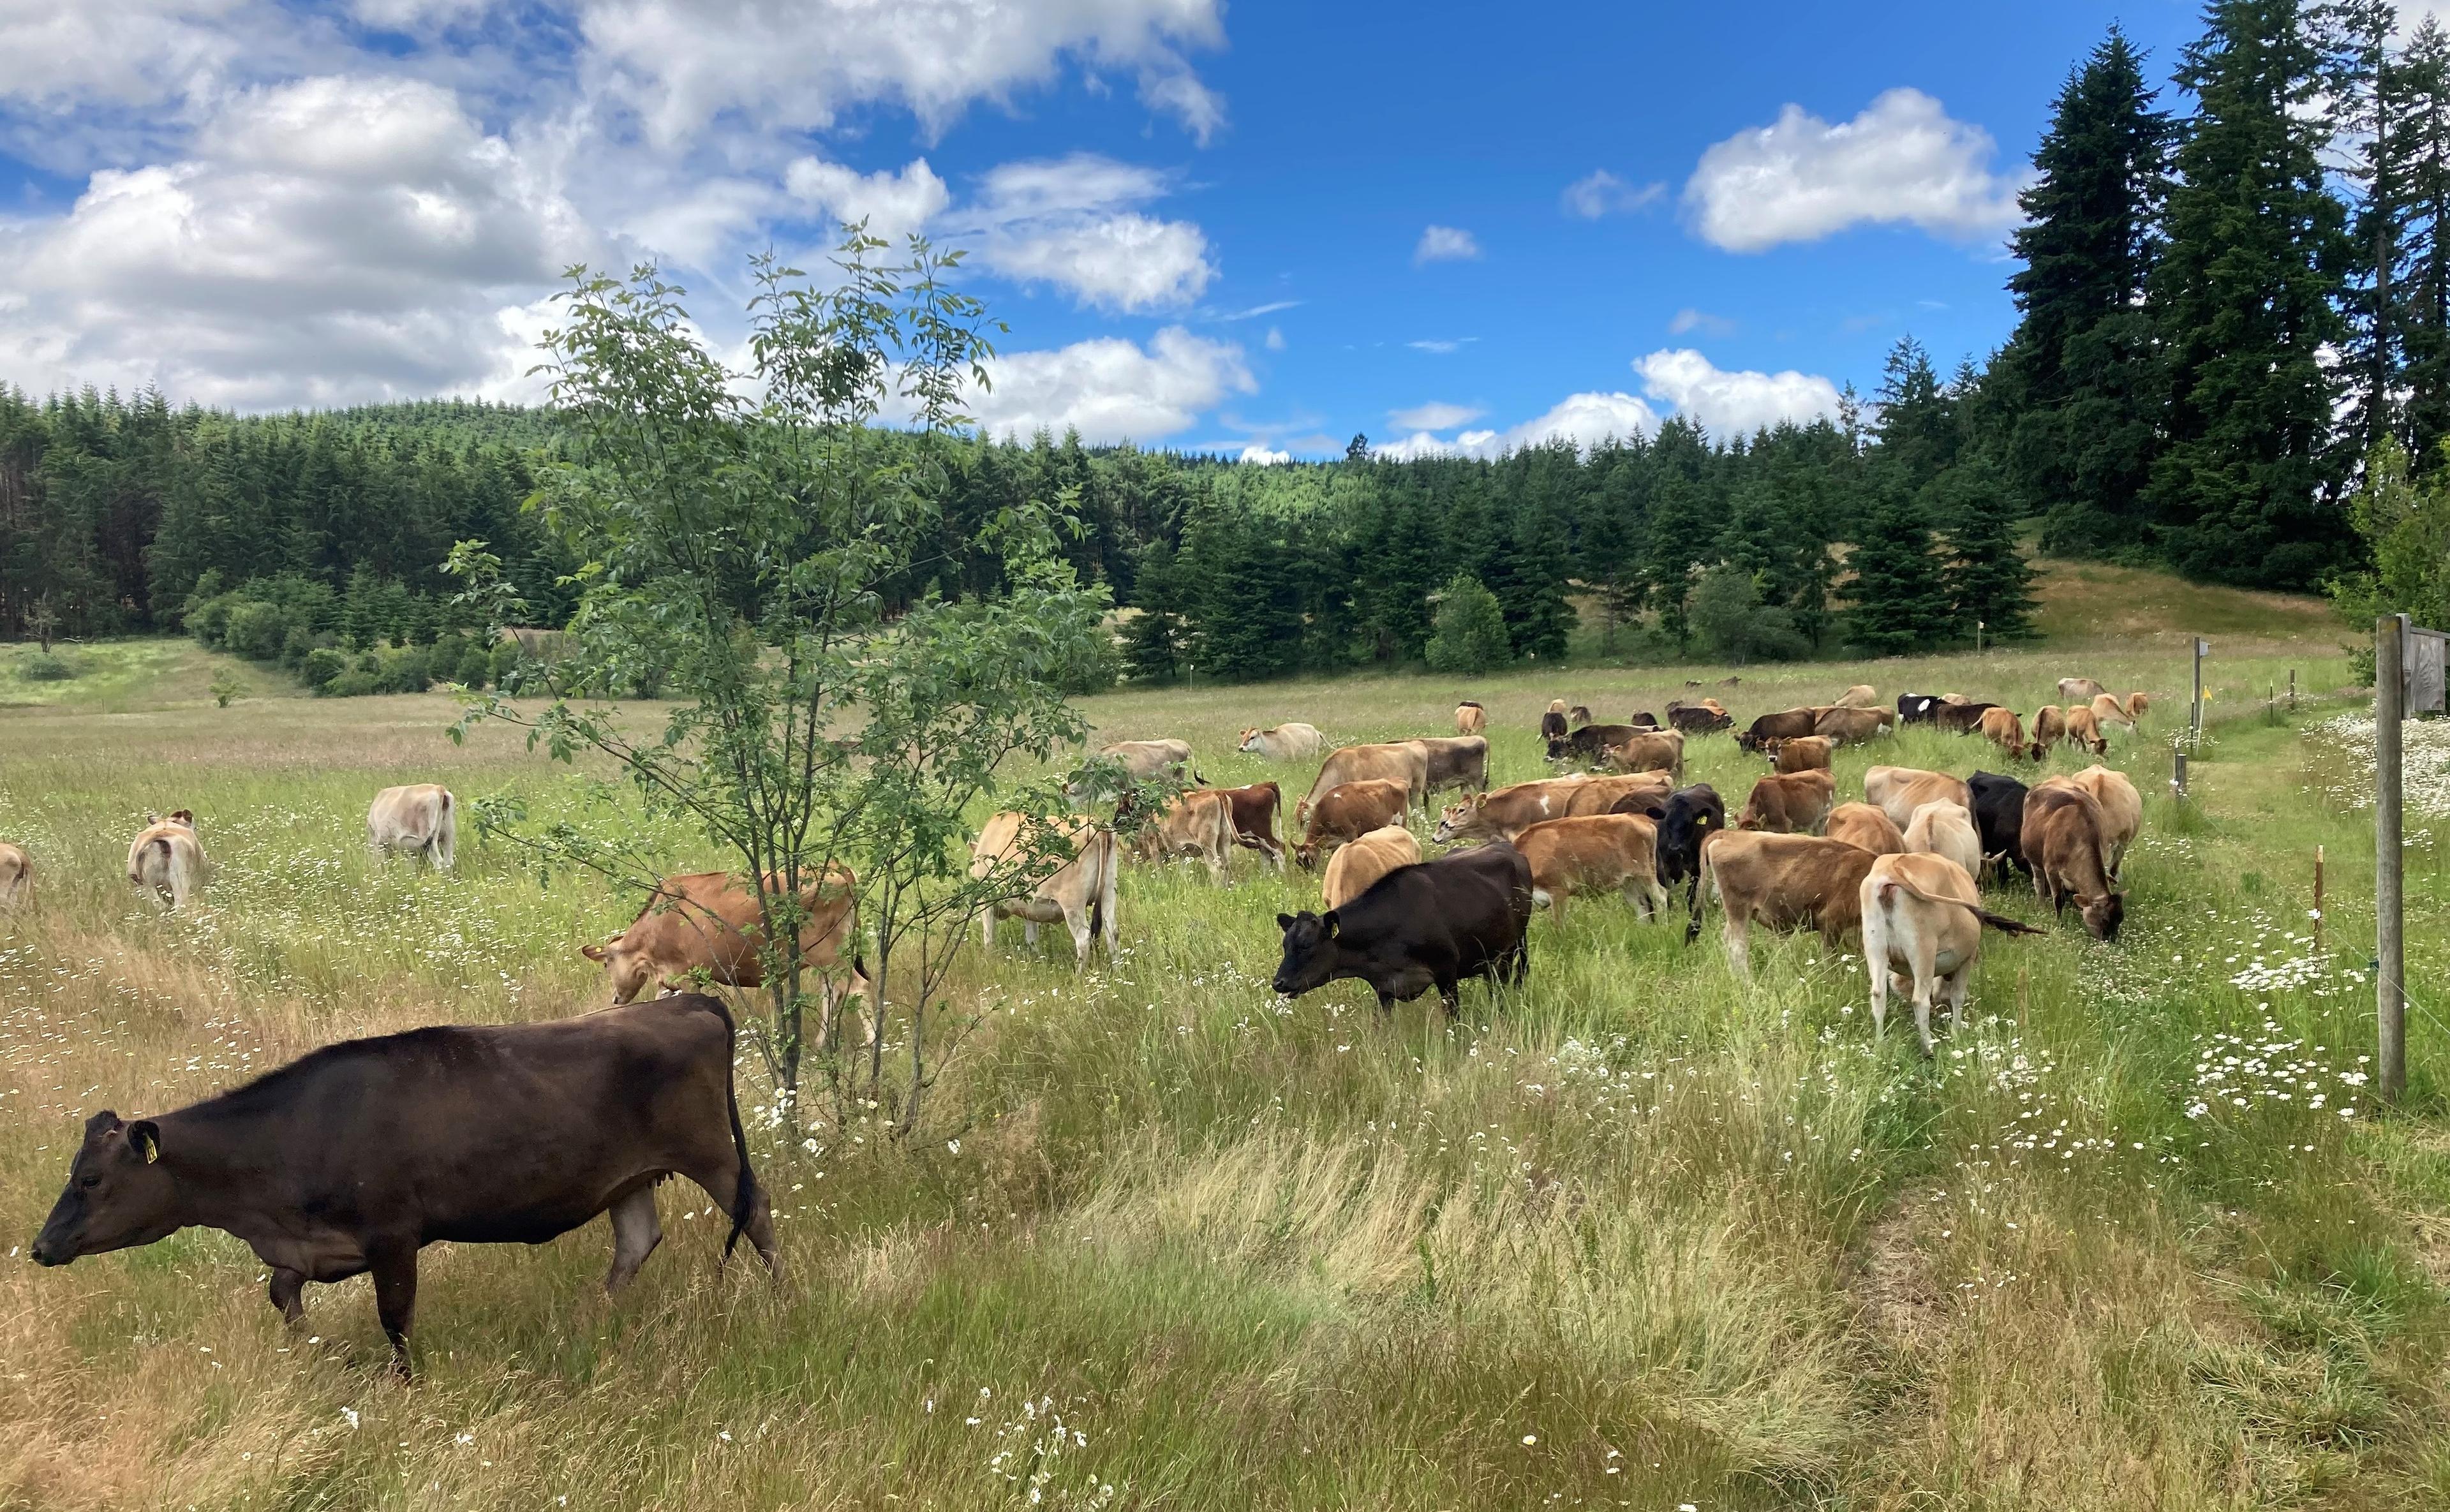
1845 494 1957 655
2393 20 2450 471
1939 461 2039 639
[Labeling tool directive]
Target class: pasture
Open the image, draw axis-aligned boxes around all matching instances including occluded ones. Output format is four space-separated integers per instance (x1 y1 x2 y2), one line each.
5 622 2450 1511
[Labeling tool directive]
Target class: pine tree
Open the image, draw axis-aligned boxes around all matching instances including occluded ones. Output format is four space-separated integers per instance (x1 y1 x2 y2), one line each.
1424 574 1511 674
2394 20 2450 470
1120 538 1187 681
1940 462 2038 639
1845 494 1956 654
1871 338 1956 499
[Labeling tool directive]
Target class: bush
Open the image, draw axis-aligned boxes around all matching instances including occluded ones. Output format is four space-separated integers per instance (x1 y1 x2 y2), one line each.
17 652 76 682
1425 575 1512 674
280 625 318 670
187 594 235 648
301 647 349 688
224 600 292 662
373 646 431 694
319 669 380 698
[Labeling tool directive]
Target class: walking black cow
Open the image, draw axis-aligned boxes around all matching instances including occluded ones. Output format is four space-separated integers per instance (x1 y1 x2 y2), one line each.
1634 783 1724 908
1272 843 1534 1014
1969 771 2031 881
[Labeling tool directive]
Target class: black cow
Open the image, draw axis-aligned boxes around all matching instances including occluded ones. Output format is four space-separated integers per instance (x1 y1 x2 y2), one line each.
1968 771 2030 880
1548 722 1642 763
1737 708 1822 753
1935 700 2000 735
1667 702 1734 736
1638 782 1724 907
1539 709 1569 744
1272 843 1534 1014
1897 693 1943 725
1628 711 1661 730
31 997 775 1375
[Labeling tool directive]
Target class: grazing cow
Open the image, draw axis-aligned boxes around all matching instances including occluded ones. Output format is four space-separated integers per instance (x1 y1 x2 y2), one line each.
1828 802 1906 855
1628 711 1661 729
1137 787 1236 885
1815 706 1892 746
1737 769 1836 834
1298 742 1430 824
1100 739 1199 783
2125 692 2151 722
1968 771 2031 880
127 812 205 910
2062 704 2107 755
1667 699 1734 736
581 870 870 1046
2029 705 2068 760
31 996 776 1375
2090 692 2137 736
1645 783 1723 907
1550 722 1642 764
1572 771 1675 820
366 784 456 870
1411 736 1490 798
1897 693 1944 725
2067 765 2142 877
0 842 29 910
1540 701 1570 745
1272 843 1534 1014
2058 677 2109 705
1860 853 2041 1055
1933 700 1999 736
1738 708 1827 753
1454 700 1487 736
1903 800 1982 880
1295 778 1414 869
1603 729 1685 780
1834 684 1879 709
1513 813 1670 921
2021 782 2125 940
1770 734 1835 774
1433 777 1594 845
972 814 1120 964
1323 825 1422 911
1214 782 1287 869
1977 707 2028 760
1568 705 1594 727
1238 723 1326 762
1688 831 1880 974
1864 767 1972 833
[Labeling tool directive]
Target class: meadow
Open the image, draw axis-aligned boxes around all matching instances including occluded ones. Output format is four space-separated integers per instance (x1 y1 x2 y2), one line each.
4 585 2450 1511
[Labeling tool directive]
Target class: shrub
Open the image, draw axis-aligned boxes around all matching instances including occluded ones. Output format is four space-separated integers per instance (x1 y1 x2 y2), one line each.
301 647 349 688
17 652 76 682
187 594 236 648
1425 575 1511 674
319 669 381 698
373 646 431 694
209 669 241 708
280 626 318 669
224 600 292 662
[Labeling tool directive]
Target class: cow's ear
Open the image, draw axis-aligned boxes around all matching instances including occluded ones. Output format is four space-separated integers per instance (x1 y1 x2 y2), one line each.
1275 914 1296 931
579 940 609 962
1321 911 1340 938
84 1109 122 1139
1644 804 1667 820
128 1121 161 1163
172 810 193 826
144 812 161 826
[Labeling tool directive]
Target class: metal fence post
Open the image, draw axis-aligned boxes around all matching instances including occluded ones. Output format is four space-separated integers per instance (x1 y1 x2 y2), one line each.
2378 614 2406 1104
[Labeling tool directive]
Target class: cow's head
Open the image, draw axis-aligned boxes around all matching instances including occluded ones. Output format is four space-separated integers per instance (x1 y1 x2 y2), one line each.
1237 728 1262 753
1544 736 1569 760
580 936 655 1003
1432 797 1485 845
1272 911 1342 998
31 1111 180 1266
2078 890 2125 942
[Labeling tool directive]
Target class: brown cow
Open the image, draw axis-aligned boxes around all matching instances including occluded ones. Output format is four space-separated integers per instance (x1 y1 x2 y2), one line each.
1828 801 1906 855
2062 704 2107 755
1321 824 1422 911
1903 799 1983 880
972 814 1120 964
127 812 206 911
2125 692 2151 722
2028 705 2068 760
1815 706 1893 746
2058 677 2108 704
1454 701 1487 736
2090 692 2136 736
1295 778 1413 869
2021 781 2124 940
1860 852 2040 1055
1603 729 1684 780
0 841 29 910
2067 764 2142 877
1689 831 1880 974
1298 742 1430 824
1864 767 1972 833
1833 683 1879 709
1513 813 1670 921
1737 769 1836 834
1212 782 1286 870
583 868 870 1048
1432 776 1592 845
1977 706 2027 760
1136 787 1236 885
1769 734 1835 774
1739 707 1826 753
1410 736 1490 797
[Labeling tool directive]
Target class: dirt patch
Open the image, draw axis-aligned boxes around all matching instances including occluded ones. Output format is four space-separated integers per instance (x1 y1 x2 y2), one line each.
1852 1185 1948 1349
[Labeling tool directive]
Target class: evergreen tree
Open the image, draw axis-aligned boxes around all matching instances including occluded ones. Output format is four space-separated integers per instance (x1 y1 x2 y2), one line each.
1120 538 1187 681
1871 337 1956 498
1423 574 1511 674
2393 20 2450 470
1845 494 1957 654
1939 462 2039 639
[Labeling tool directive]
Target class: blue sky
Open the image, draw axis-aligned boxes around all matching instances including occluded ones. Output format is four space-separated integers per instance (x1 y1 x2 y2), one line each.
0 1 2274 456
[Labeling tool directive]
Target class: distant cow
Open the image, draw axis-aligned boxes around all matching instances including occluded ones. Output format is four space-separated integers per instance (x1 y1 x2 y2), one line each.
1214 782 1286 869
1100 739 1199 783
1737 770 1836 834
1645 783 1723 908
127 811 205 910
1903 799 1983 880
1897 693 1943 725
1540 701 1570 745
1968 771 2031 880
1550 723 1642 764
1411 736 1490 797
1272 842 1534 1014
2022 781 2125 940
2062 704 2107 755
1667 699 1734 736
1934 700 1999 736
0 841 29 910
1513 813 1670 921
2090 692 2136 736
1628 711 1662 729
1816 706 1894 746
1435 778 1594 846
2067 764 2142 877
1738 708 1825 753
1861 853 2040 1055
1322 824 1422 911
2029 705 2068 760
1833 684 1879 709
1770 734 1835 774
1454 701 1487 736
582 869 870 1046
2125 692 2151 722
367 784 456 870
1977 707 2027 760
1298 742 1430 824
1295 778 1413 870
1137 788 1236 885
1828 801 1906 856
1689 831 1881 974
1603 729 1684 780
30 995 776 1375
1238 723 1326 762
972 814 1120 965
1865 767 1972 834
2058 677 2108 704
1568 705 1594 727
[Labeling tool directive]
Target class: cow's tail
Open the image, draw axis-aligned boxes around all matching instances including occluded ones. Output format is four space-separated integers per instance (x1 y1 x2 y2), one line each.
1684 832 1717 945
1878 875 2045 936
701 996 762 1263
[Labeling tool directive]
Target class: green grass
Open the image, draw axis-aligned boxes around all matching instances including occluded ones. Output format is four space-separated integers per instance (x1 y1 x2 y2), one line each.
4 591 2449 1510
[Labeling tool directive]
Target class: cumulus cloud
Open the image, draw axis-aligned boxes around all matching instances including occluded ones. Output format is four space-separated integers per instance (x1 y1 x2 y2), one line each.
1238 442 1289 463
951 154 1214 311
1561 169 1661 219
1375 349 1841 460
0 75 591 408
1684 87 2023 252
1389 401 1481 431
1414 225 1480 264
967 325 1251 443
1377 392 1657 461
0 0 255 110
1632 348 1843 436
784 156 952 247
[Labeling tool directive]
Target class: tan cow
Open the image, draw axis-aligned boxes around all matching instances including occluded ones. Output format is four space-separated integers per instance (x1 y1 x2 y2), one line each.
1977 706 2027 760
367 783 456 870
1737 770 1836 834
2028 705 2068 760
1513 813 1670 921
1770 734 1835 774
1101 739 1198 782
2022 781 2124 940
1238 723 1326 761
1603 729 1684 781
1828 802 1906 855
1137 787 1236 885
1833 684 1879 709
1865 767 1972 833
1454 701 1487 736
1410 736 1490 797
582 868 872 1046
1321 825 1422 911
2058 677 2108 704
1815 706 1892 746
1860 852 2039 1055
2125 691 2151 722
2067 764 2142 877
1569 771 1675 819
1295 778 1413 869
2090 692 2136 736
0 841 30 910
1432 776 1593 845
2063 704 2107 755
127 811 206 910
972 813 1120 965
1690 831 1880 975
1297 742 1430 824
1903 799 1982 880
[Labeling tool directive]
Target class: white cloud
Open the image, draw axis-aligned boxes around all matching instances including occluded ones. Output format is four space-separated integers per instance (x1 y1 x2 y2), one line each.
1561 169 1662 219
0 75 591 408
785 156 952 247
1389 400 1481 431
961 154 1213 311
1376 392 1657 461
1631 348 1842 436
968 325 1251 443
1684 87 2023 252
0 0 254 110
1263 325 1284 352
1668 308 1735 337
1407 337 1471 354
1238 442 1289 464
1414 225 1480 264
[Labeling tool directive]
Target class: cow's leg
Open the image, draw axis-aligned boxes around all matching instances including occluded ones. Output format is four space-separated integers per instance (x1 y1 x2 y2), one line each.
1912 950 1939 1059
1503 938 1530 986
369 1245 419 1378
979 910 996 951
1023 920 1040 949
1864 916 1890 1042
267 1266 308 1326
1436 974 1462 1016
1723 908 1753 976
605 1185 662 1293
